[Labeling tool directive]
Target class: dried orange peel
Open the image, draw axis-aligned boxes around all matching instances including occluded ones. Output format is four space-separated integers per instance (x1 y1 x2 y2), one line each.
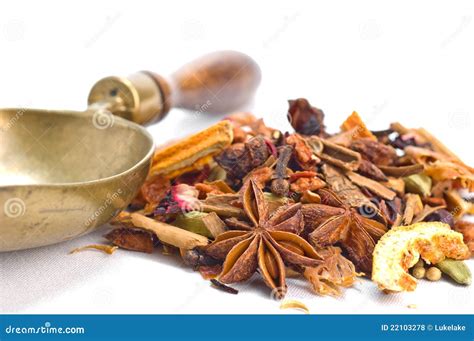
150 120 233 178
372 222 470 292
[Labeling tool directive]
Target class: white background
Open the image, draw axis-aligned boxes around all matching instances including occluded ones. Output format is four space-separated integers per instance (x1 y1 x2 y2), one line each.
0 0 473 314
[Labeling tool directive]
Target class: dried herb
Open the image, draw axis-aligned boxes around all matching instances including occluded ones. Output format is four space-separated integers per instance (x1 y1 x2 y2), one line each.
205 180 321 298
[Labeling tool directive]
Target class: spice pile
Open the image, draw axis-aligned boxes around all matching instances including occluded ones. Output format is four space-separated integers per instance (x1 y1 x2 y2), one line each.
105 98 473 298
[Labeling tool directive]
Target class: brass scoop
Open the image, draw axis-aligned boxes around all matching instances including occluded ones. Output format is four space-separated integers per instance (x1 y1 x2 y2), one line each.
0 51 261 251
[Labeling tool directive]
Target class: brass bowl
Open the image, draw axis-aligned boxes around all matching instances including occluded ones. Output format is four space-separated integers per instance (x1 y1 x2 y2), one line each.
0 108 154 251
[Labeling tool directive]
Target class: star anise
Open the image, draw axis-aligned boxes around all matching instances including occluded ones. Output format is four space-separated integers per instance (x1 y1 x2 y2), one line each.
205 180 321 298
302 188 387 274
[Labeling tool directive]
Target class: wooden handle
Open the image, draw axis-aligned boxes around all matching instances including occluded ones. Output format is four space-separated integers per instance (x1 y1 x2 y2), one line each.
147 50 261 116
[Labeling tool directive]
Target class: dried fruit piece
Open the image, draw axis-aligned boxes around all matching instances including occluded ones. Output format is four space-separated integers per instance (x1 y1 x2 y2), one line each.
286 134 319 170
195 180 235 196
150 121 233 178
287 98 325 136
372 222 470 292
340 111 376 141
289 172 326 193
454 220 474 254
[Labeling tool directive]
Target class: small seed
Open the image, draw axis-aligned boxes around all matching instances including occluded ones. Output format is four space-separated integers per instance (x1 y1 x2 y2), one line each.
414 258 424 268
426 267 442 281
412 266 425 279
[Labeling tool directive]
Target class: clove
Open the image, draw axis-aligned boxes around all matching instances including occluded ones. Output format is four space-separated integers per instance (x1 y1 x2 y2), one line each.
271 145 293 197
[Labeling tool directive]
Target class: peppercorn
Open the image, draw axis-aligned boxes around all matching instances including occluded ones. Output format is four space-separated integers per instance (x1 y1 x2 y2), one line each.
426 267 442 281
414 259 424 268
412 266 425 279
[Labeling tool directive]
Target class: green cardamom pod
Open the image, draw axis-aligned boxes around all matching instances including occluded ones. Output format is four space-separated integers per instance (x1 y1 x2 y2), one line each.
403 173 432 197
172 211 213 238
435 259 471 285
